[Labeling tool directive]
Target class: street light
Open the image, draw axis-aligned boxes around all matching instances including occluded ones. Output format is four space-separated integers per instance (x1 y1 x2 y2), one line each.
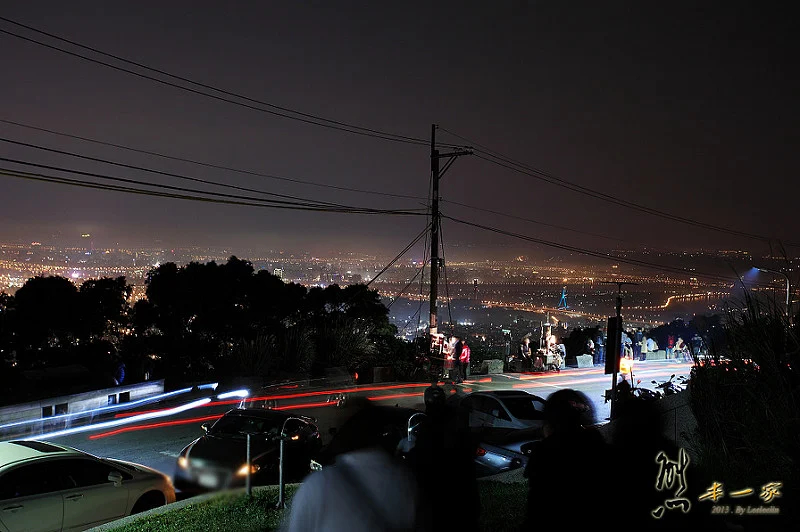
756 267 792 323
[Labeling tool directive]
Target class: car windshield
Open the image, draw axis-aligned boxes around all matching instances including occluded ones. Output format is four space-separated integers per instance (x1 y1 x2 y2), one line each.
210 415 283 437
502 397 545 420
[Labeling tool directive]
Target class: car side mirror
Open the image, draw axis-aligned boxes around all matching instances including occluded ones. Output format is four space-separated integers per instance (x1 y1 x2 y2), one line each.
201 422 211 433
108 471 123 487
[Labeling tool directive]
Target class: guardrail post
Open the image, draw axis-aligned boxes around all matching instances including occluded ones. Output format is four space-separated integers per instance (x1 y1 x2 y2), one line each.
276 433 286 509
246 433 252 497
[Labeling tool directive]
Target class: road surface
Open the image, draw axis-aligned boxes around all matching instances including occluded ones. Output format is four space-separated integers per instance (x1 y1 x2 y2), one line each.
24 360 691 486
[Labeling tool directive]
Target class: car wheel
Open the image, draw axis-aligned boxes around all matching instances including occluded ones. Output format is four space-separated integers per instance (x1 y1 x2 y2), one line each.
131 491 166 514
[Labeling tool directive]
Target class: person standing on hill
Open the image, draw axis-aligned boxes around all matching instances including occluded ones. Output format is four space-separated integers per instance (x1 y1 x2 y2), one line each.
458 341 471 383
666 334 676 359
596 328 606 365
452 337 463 382
633 328 644 361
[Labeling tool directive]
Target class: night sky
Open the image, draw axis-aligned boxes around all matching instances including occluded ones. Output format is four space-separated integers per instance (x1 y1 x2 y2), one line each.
1 2 797 261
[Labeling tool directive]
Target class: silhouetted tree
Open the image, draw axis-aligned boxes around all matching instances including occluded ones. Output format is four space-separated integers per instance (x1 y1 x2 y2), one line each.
78 276 132 342
13 275 80 363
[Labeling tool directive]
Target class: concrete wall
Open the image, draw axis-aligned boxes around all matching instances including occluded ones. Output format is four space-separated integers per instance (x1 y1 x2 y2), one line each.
0 380 165 439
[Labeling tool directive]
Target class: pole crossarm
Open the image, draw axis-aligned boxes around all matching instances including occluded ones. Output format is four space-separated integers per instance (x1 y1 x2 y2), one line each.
435 150 474 159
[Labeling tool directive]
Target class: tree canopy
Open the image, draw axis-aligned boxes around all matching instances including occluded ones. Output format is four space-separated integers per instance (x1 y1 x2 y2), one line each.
0 256 411 404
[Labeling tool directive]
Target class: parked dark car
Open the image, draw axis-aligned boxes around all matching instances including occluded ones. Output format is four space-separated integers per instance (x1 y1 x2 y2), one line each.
311 405 426 471
310 402 534 479
174 408 321 493
472 425 543 477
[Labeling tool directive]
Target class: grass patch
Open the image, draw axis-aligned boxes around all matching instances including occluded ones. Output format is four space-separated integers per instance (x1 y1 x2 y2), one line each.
106 481 527 531
477 481 528 531
109 485 299 532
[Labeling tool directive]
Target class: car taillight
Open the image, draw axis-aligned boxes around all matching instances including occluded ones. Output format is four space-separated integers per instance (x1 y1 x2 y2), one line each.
476 447 487 457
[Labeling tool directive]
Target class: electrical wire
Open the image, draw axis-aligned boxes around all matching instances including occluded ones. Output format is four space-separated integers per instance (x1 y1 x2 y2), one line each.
0 156 419 213
440 197 635 246
365 223 432 288
0 165 427 216
439 127 799 247
386 265 425 311
439 216 454 329
1 119 663 247
0 137 363 209
0 118 428 202
0 17 461 149
441 213 774 286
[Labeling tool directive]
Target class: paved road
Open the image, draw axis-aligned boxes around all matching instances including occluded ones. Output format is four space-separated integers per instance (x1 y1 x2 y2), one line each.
39 360 691 486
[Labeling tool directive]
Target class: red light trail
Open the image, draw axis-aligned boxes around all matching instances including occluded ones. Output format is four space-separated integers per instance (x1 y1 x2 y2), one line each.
89 414 223 440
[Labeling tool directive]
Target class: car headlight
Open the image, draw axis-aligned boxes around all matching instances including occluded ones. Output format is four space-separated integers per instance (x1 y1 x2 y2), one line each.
236 463 260 476
178 456 189 469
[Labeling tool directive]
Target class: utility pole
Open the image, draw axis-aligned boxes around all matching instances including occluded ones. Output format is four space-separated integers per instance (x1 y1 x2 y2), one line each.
600 280 638 420
429 124 441 339
428 124 472 348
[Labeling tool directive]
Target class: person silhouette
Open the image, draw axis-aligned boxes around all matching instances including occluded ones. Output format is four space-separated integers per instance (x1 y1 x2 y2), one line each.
523 389 619 529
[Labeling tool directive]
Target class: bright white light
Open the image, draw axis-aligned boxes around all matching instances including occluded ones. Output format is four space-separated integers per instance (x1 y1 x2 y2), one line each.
71 272 80 279
0 385 210 431
23 397 212 441
217 389 249 400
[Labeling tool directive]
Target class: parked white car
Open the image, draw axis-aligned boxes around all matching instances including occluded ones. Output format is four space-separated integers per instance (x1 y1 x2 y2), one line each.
0 440 176 532
458 390 547 430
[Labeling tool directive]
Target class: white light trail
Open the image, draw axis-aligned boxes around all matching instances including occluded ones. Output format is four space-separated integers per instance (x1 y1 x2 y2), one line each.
18 397 212 441
216 389 250 400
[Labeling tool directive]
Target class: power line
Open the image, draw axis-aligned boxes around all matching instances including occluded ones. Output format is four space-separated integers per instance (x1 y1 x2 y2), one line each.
439 216 454 329
473 151 781 244
440 197 634 246
386 264 425 311
0 167 294 209
0 118 427 202
0 17 461 149
1 119 660 247
365 223 432 288
442 213 771 286
439 127 798 247
0 164 426 216
0 137 359 209
1 156 371 211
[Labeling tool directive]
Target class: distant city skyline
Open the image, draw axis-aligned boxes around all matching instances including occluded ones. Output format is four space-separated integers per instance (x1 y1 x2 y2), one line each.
1 2 797 266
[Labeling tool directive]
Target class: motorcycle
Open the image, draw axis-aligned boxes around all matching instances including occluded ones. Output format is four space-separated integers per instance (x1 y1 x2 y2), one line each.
604 374 687 405
650 374 688 396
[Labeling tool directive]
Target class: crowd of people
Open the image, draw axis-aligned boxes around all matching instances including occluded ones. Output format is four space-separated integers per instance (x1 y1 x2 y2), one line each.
283 385 728 531
507 326 565 372
283 385 480 531
587 328 699 365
